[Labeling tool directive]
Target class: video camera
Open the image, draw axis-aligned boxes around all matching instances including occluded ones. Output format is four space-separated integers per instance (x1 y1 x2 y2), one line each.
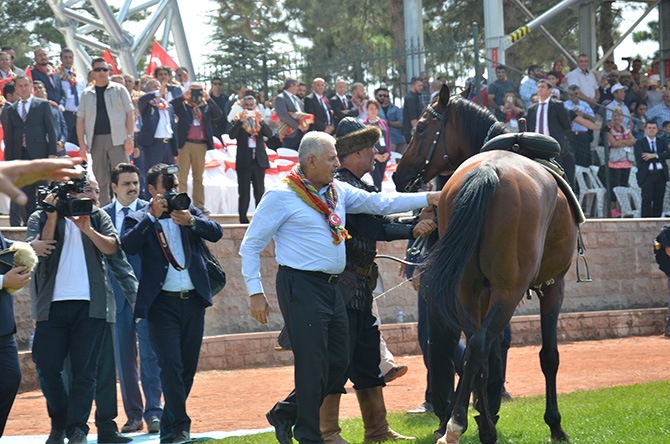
159 165 191 219
38 163 93 217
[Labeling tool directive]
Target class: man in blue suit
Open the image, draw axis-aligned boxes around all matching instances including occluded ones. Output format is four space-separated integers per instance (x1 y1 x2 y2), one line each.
0 233 32 437
121 164 223 443
103 164 163 434
137 79 178 200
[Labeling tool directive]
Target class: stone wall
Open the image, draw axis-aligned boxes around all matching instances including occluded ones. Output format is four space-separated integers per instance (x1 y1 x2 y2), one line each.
7 218 670 349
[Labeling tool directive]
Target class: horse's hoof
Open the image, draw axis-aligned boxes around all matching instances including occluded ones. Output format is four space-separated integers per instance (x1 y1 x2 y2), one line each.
551 431 571 442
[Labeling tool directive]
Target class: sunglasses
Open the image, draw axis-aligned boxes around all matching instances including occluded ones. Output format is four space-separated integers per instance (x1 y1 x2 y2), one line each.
212 82 221 86
377 94 389 98
93 67 109 72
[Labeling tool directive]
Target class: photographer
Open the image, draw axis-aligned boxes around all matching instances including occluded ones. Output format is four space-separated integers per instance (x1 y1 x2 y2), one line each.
120 164 222 443
171 83 223 216
25 171 122 444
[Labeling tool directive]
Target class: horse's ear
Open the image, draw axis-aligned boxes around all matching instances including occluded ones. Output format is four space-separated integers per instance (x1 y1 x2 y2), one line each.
439 83 450 107
460 83 472 99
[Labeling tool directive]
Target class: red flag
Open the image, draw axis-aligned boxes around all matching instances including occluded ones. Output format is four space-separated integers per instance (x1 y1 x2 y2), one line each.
102 49 121 75
146 41 178 76
24 66 32 80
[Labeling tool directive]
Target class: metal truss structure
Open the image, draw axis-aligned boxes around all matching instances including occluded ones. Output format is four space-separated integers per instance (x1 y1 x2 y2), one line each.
46 0 194 79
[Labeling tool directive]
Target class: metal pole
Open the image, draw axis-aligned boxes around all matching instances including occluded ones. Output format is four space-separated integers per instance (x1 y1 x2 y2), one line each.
88 0 136 77
504 0 583 49
602 119 611 218
474 22 481 106
168 0 195 79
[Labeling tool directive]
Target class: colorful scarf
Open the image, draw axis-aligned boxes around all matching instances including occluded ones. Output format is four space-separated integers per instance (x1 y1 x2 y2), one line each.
185 98 204 123
150 96 169 110
275 112 314 141
34 64 56 78
283 165 351 245
55 65 77 86
237 111 261 136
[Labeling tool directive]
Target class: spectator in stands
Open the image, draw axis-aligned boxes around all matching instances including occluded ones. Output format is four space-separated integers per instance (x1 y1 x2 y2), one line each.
31 48 64 106
209 77 229 138
595 56 616 83
566 53 600 104
564 85 596 167
551 59 566 87
546 71 562 99
55 48 83 145
646 91 670 128
329 79 358 129
632 102 648 140
0 46 24 76
606 83 631 129
630 58 643 84
403 77 423 144
648 60 661 79
77 57 135 206
519 64 542 109
0 51 15 80
154 66 182 102
32 80 67 156
274 78 307 150
351 82 368 122
363 99 391 190
229 95 273 224
607 107 636 216
634 121 670 217
175 67 190 90
172 82 223 215
499 91 525 132
374 87 405 154
644 75 665 109
487 65 516 107
419 71 431 108
659 121 670 146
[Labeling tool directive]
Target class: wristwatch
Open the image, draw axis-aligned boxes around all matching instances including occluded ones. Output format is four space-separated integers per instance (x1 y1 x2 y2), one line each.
188 216 196 228
126 134 134 140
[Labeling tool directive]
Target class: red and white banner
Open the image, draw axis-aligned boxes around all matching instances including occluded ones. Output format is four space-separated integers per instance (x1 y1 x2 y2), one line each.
145 41 178 76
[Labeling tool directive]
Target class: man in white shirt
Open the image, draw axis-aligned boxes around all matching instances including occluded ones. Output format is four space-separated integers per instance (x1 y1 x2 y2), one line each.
240 131 439 444
566 54 600 104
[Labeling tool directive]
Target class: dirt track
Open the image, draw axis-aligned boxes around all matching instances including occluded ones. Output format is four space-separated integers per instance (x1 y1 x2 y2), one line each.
4 335 670 435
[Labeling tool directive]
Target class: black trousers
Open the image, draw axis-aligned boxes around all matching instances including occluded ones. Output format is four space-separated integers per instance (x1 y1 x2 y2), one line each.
282 133 304 150
95 323 120 433
641 170 667 217
33 301 105 437
0 333 21 437
147 294 206 441
568 132 591 167
237 164 266 223
63 111 78 145
556 144 576 190
142 139 176 200
270 266 350 444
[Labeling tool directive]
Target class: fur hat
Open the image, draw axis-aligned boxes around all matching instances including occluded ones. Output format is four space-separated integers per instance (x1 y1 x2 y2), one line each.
335 117 381 157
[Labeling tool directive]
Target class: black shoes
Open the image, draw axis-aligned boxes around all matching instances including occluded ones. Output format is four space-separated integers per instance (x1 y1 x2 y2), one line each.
172 431 190 443
147 416 161 434
68 428 87 444
384 365 409 383
45 428 65 444
266 410 293 444
120 419 143 433
97 431 133 443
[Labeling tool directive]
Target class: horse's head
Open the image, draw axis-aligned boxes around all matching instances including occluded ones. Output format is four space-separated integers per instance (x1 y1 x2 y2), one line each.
392 83 508 192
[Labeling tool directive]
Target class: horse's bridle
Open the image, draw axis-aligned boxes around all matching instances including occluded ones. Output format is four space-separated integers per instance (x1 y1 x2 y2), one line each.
405 102 458 192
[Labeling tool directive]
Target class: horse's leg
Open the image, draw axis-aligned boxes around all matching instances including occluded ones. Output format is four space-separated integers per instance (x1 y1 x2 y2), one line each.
539 277 570 442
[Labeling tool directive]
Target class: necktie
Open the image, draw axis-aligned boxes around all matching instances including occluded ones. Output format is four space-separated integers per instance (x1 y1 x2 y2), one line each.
21 101 28 147
538 102 546 135
293 95 301 112
70 71 79 107
651 140 657 153
120 206 130 233
321 97 330 124
342 97 347 109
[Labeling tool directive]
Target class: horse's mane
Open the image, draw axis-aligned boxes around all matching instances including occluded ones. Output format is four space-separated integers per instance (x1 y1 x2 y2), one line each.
449 96 509 154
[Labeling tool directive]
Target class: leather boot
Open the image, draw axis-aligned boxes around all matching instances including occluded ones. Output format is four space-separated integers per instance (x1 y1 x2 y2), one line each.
320 393 351 444
356 386 416 442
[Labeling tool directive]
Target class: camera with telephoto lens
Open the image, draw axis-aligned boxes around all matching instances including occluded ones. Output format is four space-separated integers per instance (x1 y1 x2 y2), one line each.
38 163 93 217
159 165 191 219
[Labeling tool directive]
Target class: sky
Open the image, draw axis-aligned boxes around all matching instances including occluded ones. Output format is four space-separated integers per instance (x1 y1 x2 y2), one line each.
120 0 659 78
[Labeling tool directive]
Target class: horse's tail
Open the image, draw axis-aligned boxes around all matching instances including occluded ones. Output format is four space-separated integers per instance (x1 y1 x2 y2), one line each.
425 165 500 336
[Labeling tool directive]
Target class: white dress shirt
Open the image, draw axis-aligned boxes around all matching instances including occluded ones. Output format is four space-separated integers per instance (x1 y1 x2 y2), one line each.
239 180 429 295
147 212 195 292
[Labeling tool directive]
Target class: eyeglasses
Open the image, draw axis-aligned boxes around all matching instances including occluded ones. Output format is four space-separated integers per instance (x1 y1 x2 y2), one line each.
212 82 221 86
604 61 614 65
93 67 109 72
377 94 389 98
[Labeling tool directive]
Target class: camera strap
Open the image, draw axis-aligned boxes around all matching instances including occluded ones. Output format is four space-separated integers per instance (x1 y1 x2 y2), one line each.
154 221 191 271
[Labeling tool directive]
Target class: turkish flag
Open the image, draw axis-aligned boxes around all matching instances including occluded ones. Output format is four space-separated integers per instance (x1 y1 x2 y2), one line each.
24 66 32 80
146 41 178 76
103 49 121 75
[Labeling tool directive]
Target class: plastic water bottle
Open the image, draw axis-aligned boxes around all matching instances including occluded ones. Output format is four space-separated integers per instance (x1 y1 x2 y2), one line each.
29 332 34 351
397 309 404 323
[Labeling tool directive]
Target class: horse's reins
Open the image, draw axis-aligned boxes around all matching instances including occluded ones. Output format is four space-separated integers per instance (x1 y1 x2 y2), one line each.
405 102 458 192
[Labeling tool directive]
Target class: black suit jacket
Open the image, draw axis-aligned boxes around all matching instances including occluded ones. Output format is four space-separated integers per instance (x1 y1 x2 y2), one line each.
329 94 359 128
526 98 571 149
304 92 333 131
634 137 670 185
3 97 58 161
138 93 178 156
171 96 223 151
0 232 15 336
31 68 64 106
229 118 273 169
121 205 223 319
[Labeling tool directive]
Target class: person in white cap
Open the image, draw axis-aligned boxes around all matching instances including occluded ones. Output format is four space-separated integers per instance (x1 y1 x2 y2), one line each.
606 83 631 129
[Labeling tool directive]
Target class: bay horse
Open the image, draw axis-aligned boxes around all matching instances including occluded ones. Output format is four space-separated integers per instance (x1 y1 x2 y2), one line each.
393 84 576 444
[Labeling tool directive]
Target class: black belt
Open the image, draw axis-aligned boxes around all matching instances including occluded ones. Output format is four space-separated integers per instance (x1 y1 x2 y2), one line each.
161 289 197 299
279 265 339 284
185 138 207 144
155 138 172 143
345 262 374 278
573 131 588 135
64 110 77 115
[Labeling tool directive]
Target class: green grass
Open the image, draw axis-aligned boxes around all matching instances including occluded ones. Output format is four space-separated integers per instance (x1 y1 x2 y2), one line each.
211 381 670 443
